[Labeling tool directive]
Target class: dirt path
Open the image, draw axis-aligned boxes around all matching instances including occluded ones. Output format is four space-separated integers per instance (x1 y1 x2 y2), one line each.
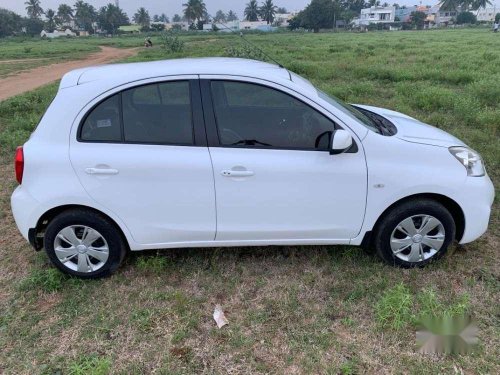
0 46 138 102
0 58 51 64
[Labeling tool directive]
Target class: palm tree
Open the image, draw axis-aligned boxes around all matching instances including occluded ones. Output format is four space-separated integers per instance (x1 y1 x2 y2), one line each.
133 7 151 29
45 9 57 31
173 14 182 22
74 0 97 33
471 0 491 10
97 3 129 34
214 10 227 23
227 10 239 21
25 0 44 19
244 0 259 21
160 13 169 23
182 0 206 23
259 0 277 24
57 4 74 25
439 0 471 11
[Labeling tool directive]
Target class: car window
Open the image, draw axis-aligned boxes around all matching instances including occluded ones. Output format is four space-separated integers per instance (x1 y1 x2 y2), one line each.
318 90 382 134
122 81 193 144
80 94 122 142
211 81 335 150
80 81 194 145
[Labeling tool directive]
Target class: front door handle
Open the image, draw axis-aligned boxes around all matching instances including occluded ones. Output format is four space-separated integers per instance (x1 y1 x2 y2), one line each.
221 170 254 177
85 167 119 175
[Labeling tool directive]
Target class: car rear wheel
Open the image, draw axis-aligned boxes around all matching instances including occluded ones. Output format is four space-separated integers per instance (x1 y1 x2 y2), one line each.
44 209 127 278
373 199 455 267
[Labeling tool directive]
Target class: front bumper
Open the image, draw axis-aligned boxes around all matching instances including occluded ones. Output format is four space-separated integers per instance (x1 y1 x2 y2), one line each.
458 174 495 244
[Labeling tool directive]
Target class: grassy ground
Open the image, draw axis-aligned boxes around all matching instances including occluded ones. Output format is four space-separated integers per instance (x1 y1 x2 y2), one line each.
0 34 143 77
0 29 498 374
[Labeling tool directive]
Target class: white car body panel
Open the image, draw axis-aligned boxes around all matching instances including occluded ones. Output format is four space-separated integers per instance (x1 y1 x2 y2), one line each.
209 147 367 241
69 143 216 245
10 58 494 254
354 104 466 147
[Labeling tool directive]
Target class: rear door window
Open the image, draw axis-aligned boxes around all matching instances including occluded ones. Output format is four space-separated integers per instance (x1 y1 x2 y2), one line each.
80 81 193 145
122 81 193 144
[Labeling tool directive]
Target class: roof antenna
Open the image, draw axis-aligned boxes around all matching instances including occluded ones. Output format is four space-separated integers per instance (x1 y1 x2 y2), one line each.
211 19 290 77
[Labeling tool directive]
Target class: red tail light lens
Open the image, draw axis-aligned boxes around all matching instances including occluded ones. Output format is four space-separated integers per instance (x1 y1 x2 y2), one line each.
15 146 24 184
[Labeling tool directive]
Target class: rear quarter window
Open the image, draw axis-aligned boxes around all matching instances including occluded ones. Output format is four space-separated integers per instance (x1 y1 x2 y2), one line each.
80 95 122 142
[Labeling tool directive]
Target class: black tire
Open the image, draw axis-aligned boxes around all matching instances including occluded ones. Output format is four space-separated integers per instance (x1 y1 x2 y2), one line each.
44 209 127 279
373 199 455 268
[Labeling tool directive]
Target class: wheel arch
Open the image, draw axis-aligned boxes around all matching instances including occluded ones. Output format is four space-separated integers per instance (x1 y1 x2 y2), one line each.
34 204 131 251
366 193 465 246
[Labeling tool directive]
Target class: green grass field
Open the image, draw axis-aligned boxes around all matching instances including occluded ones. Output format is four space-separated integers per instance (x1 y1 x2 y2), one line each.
0 29 498 374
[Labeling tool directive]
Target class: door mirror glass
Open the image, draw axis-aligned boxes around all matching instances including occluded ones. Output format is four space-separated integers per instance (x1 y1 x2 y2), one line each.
330 129 353 155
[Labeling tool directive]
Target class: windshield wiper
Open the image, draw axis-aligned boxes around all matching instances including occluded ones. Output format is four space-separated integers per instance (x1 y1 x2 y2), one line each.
231 139 272 147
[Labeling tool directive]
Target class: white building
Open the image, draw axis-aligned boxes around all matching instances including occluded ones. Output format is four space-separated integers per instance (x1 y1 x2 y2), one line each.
433 7 459 26
239 20 270 30
273 12 298 27
166 22 190 31
40 29 76 38
203 21 239 32
357 6 396 25
476 7 497 22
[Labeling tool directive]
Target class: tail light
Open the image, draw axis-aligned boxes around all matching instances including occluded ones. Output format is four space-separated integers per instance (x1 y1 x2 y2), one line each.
15 146 24 184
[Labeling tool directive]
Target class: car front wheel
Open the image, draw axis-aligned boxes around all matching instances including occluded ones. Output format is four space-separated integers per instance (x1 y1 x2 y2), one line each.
44 209 127 278
373 199 456 267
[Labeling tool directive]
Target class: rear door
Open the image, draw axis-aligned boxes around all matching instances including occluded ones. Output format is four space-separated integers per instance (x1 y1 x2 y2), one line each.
70 78 216 246
201 78 368 242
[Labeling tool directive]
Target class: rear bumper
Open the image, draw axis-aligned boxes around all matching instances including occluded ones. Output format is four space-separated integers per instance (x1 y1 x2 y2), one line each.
458 174 495 244
11 185 40 243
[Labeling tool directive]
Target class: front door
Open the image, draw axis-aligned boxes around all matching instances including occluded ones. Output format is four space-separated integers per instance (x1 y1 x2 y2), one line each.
70 79 216 246
203 79 367 242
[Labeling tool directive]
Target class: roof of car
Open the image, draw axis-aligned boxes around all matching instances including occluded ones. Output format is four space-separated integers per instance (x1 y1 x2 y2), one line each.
60 57 296 89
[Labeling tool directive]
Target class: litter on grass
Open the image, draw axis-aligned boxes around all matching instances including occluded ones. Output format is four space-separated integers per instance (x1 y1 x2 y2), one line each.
213 305 229 328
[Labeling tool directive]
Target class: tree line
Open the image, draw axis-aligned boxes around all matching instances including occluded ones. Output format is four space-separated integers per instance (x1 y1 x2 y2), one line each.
1 0 495 38
181 0 287 30
0 0 291 38
1 1 130 36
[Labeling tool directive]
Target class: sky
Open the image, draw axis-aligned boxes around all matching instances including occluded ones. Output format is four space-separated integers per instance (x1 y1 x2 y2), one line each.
1 0 499 19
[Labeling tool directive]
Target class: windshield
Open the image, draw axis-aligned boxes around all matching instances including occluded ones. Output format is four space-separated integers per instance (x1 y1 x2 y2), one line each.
317 90 381 134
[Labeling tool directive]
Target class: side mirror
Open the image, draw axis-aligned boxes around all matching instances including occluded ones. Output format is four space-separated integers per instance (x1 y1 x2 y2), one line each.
330 129 353 155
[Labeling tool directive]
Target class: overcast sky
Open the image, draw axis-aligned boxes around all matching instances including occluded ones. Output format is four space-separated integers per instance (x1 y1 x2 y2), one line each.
1 0 498 19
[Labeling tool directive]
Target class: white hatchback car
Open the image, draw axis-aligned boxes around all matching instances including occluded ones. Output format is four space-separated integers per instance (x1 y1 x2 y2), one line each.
11 58 494 278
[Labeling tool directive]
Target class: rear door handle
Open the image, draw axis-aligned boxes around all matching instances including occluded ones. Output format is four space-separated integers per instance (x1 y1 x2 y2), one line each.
221 170 254 177
85 167 119 175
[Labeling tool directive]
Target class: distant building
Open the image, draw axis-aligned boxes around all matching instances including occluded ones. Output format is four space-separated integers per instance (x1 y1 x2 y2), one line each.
40 29 76 38
357 6 396 25
203 21 239 32
166 22 189 31
273 12 298 27
432 5 460 26
395 5 433 22
395 6 418 22
239 20 270 30
476 7 497 22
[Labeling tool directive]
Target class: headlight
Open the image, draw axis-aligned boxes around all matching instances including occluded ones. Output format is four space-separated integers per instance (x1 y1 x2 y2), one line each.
449 147 485 177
